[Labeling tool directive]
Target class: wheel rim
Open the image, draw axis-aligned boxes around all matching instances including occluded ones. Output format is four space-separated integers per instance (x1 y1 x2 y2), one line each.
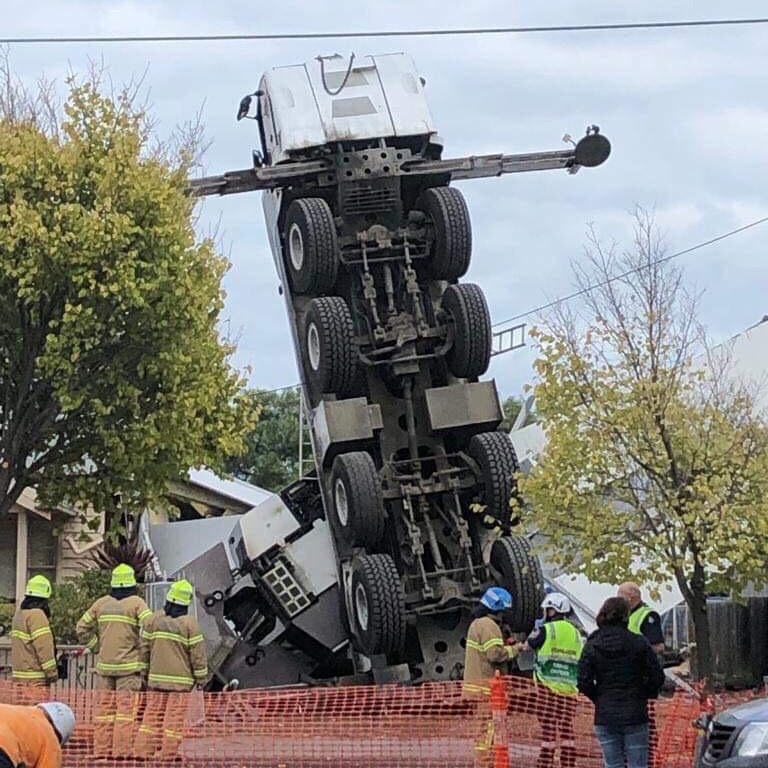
355 583 369 632
289 224 304 271
334 479 349 528
307 323 321 371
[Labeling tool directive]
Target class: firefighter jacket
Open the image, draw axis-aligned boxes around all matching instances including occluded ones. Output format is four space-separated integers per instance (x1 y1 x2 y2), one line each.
10 609 57 684
0 703 62 768
140 610 208 691
76 594 152 677
462 615 517 697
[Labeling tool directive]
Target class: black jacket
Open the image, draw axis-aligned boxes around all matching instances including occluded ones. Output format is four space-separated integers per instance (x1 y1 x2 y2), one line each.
577 625 665 726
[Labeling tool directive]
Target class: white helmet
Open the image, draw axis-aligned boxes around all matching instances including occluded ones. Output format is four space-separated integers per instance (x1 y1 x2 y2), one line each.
541 592 572 615
38 702 76 745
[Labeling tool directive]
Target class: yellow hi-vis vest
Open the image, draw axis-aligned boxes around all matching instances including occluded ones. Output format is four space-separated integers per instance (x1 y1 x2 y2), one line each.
534 619 583 696
628 604 654 636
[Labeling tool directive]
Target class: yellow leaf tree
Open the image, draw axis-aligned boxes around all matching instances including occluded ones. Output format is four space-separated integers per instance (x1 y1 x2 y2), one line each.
0 63 258 522
519 208 768 682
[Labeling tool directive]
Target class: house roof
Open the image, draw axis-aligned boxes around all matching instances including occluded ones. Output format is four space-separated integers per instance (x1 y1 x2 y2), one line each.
185 468 271 508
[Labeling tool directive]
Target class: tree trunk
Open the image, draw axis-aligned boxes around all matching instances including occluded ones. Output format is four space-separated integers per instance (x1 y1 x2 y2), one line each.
688 587 714 686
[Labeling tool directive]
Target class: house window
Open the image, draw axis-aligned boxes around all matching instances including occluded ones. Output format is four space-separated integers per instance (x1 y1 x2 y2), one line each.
27 516 57 585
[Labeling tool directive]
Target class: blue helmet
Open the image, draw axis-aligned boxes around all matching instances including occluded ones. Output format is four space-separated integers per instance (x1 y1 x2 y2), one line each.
480 586 513 612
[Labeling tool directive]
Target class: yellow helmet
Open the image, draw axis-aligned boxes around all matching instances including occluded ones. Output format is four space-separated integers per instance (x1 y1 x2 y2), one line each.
166 579 194 607
25 574 52 599
111 563 137 589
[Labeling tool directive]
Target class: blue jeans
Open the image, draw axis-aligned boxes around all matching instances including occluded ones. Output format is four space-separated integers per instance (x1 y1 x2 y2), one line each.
595 723 650 768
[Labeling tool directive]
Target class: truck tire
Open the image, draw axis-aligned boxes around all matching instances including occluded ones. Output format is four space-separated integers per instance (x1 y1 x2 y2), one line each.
490 535 544 633
416 187 472 280
468 431 520 524
441 283 492 379
351 554 406 657
303 297 356 399
284 198 339 295
330 452 385 548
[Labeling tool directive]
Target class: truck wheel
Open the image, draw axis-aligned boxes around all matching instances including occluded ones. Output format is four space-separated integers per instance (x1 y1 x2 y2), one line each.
303 297 356 399
330 452 385 548
441 283 492 379
284 198 339 295
416 187 472 280
490 535 544 633
351 554 406 656
468 432 520 524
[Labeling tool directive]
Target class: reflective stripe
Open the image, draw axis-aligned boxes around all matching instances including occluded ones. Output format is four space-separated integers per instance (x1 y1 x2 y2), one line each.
98 614 139 626
114 714 134 723
193 668 208 678
95 715 115 723
138 725 159 735
41 658 58 670
86 636 99 650
143 630 201 647
30 626 52 640
97 661 147 672
138 609 153 621
466 637 505 652
12 670 47 680
148 672 195 686
10 630 33 641
80 611 95 625
462 682 491 695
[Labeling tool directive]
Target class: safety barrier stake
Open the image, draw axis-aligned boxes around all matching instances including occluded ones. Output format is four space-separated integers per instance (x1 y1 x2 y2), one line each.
489 671 509 768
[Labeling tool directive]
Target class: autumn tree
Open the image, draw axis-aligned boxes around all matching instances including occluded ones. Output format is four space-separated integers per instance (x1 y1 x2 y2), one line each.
519 208 768 682
226 387 302 491
0 64 258 521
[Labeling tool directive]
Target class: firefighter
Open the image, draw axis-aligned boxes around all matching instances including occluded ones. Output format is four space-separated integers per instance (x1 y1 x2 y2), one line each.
10 576 58 694
463 586 519 698
135 579 208 759
75 563 151 757
524 592 584 768
0 701 75 768
463 587 519 767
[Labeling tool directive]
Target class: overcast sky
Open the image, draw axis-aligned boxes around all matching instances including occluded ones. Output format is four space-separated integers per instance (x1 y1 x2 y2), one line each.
7 1 767 398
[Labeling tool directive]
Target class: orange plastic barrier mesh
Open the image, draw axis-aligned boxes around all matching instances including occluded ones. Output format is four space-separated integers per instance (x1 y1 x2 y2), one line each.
0 678 701 768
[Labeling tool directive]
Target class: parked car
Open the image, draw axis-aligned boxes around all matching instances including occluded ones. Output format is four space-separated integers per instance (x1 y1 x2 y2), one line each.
697 698 768 767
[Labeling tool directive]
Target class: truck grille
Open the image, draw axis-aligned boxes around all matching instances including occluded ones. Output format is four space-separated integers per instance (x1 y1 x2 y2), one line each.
263 558 311 617
341 183 400 215
705 723 736 761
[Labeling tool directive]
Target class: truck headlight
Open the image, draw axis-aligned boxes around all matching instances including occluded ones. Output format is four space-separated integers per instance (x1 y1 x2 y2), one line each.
734 723 768 757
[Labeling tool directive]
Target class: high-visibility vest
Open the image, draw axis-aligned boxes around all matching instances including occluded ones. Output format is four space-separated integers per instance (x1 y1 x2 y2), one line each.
628 604 654 636
534 620 583 696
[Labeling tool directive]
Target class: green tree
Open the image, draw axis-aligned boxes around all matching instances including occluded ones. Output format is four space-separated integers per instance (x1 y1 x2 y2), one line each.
0 65 258 521
500 396 522 432
227 387 302 491
519 208 768 683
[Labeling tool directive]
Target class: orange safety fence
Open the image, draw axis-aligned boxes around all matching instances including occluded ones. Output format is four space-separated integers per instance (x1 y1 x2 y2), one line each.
0 678 702 768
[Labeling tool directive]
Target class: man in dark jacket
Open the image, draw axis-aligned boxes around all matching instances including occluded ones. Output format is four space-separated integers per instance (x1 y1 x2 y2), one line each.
577 597 664 768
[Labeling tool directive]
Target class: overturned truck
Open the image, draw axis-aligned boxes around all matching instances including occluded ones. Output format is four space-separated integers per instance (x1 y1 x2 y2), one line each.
181 53 610 688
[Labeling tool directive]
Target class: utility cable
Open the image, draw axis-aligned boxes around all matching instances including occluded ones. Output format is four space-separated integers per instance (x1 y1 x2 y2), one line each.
2 18 768 44
491 214 768 330
246 214 768 384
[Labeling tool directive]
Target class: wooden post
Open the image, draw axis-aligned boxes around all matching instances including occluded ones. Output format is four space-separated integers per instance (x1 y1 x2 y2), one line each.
15 509 28 604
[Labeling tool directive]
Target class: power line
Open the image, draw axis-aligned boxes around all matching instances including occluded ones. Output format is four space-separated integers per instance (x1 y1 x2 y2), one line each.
491 214 768 330
2 18 768 44
249 213 768 385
